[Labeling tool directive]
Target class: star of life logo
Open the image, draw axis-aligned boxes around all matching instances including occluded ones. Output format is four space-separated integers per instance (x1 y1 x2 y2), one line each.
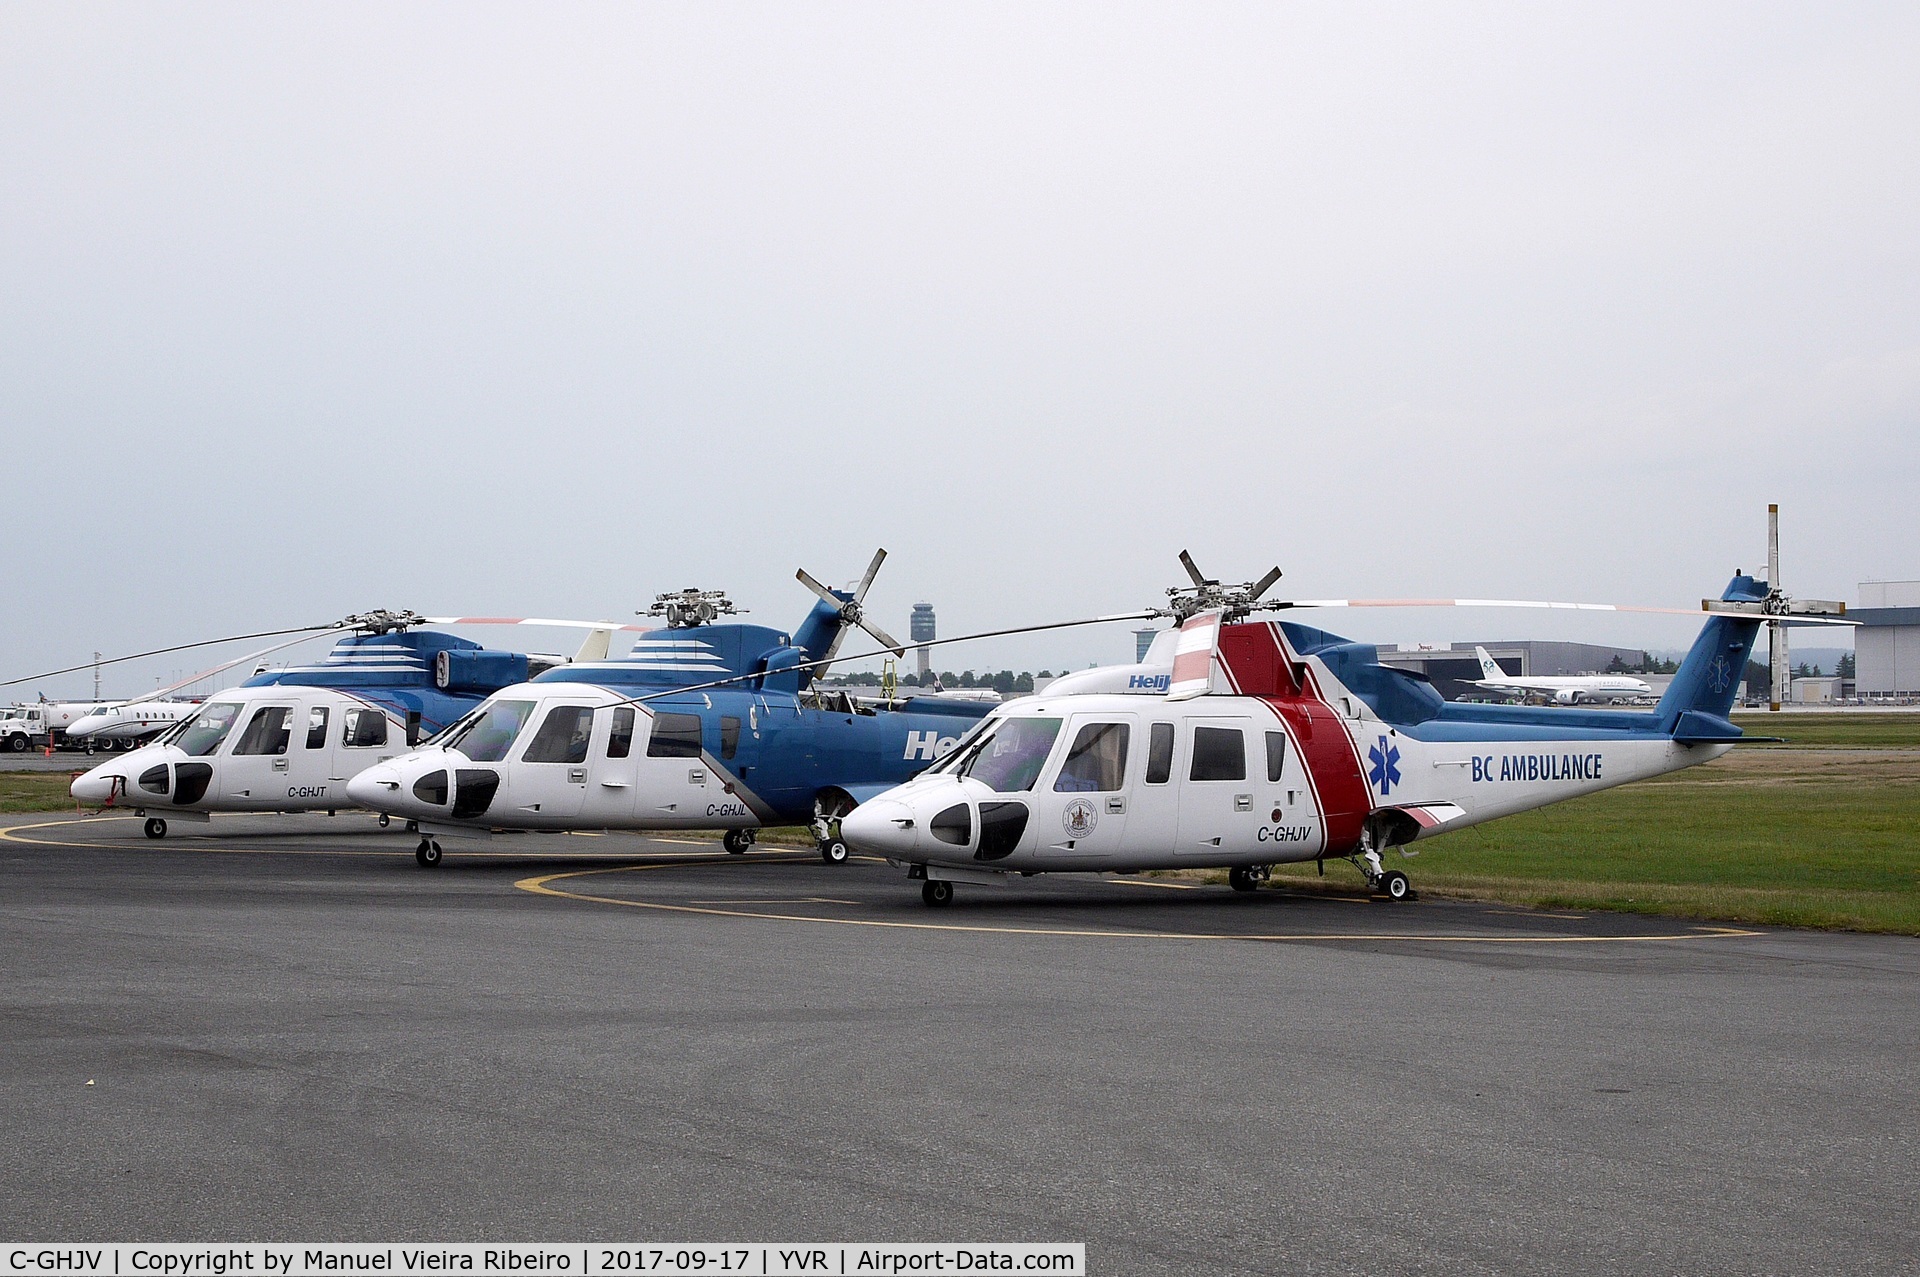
1707 655 1732 694
1367 734 1402 797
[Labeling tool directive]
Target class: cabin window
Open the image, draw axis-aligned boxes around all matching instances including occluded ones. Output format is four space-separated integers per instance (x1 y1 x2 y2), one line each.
342 708 388 748
1189 726 1245 782
1265 731 1287 782
233 706 292 756
176 702 243 758
977 801 1029 860
523 705 594 764
954 717 1061 793
720 716 741 760
305 706 329 750
445 699 535 763
138 764 170 796
647 712 703 759
1145 722 1174 784
412 769 449 805
1053 722 1130 793
607 707 635 759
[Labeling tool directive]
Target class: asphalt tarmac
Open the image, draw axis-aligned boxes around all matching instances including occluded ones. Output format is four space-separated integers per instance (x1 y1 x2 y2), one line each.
2 813 1916 1275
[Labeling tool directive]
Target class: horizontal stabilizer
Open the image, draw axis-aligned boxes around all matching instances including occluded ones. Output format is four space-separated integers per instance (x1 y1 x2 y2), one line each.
1669 711 1743 743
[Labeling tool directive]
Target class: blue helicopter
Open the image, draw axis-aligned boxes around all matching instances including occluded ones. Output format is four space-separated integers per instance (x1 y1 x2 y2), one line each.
347 552 999 866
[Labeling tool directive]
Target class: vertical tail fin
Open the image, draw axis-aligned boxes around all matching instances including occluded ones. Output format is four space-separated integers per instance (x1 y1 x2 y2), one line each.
1656 574 1767 736
1473 646 1504 681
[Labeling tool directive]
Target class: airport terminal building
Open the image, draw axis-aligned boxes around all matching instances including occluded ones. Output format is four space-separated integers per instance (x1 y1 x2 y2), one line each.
1855 581 1920 697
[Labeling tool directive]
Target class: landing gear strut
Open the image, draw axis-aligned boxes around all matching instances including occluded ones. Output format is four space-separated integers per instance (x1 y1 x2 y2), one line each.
812 794 853 866
415 837 443 868
1227 864 1271 893
143 817 167 840
723 828 757 855
1347 845 1416 901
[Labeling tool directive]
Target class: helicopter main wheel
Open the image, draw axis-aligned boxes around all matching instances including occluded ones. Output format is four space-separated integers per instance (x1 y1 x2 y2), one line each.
922 879 954 907
1378 870 1412 901
819 837 849 866
415 838 443 868
723 828 757 855
1227 865 1262 893
143 817 167 840
377 813 390 828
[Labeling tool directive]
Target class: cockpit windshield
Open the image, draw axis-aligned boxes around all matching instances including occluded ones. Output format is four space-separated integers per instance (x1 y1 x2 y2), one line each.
174 702 244 757
419 709 478 749
946 716 1062 793
443 699 536 763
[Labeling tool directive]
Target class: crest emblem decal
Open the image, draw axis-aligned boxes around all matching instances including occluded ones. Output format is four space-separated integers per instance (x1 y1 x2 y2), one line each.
1063 798 1098 838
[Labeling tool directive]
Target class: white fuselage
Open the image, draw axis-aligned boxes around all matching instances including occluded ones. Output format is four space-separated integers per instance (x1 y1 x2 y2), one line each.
843 691 1725 876
70 686 410 815
66 700 198 741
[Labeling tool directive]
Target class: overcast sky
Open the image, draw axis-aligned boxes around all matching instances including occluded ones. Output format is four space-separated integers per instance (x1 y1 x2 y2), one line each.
4 2 1916 697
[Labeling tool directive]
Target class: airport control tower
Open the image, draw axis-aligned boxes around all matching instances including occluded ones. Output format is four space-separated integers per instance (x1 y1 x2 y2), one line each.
911 603 936 677
1135 629 1158 663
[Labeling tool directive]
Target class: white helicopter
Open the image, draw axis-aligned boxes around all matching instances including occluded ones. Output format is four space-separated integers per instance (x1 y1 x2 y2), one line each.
841 555 1850 906
67 612 629 838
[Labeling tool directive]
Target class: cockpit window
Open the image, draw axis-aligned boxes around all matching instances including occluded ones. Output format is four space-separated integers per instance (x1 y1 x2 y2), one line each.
952 717 1061 793
523 705 594 764
444 699 535 763
175 702 243 757
233 706 293 756
1053 722 1129 793
924 715 999 775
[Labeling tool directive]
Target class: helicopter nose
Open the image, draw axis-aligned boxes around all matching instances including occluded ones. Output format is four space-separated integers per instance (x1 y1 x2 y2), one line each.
841 798 918 857
70 765 122 807
346 764 405 811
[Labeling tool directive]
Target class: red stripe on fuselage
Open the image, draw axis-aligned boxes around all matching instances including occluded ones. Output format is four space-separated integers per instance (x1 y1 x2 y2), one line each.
1221 622 1373 855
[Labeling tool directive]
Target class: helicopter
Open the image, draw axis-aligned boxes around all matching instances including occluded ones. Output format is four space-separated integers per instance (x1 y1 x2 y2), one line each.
67 612 628 838
345 552 1002 867
840 556 1851 906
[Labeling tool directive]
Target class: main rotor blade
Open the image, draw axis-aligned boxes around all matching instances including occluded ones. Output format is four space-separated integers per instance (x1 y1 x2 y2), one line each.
853 548 887 602
1247 566 1283 602
146 631 333 700
1282 598 1703 615
794 567 844 609
422 616 646 631
0 622 347 690
598 610 1159 711
1179 550 1211 589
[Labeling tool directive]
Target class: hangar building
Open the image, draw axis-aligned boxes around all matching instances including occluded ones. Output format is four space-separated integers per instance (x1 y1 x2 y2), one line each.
1854 581 1920 697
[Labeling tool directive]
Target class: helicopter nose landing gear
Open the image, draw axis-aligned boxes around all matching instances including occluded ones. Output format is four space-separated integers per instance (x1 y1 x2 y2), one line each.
723 828 757 855
143 817 167 839
1227 864 1272 893
415 838 443 868
921 879 954 907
